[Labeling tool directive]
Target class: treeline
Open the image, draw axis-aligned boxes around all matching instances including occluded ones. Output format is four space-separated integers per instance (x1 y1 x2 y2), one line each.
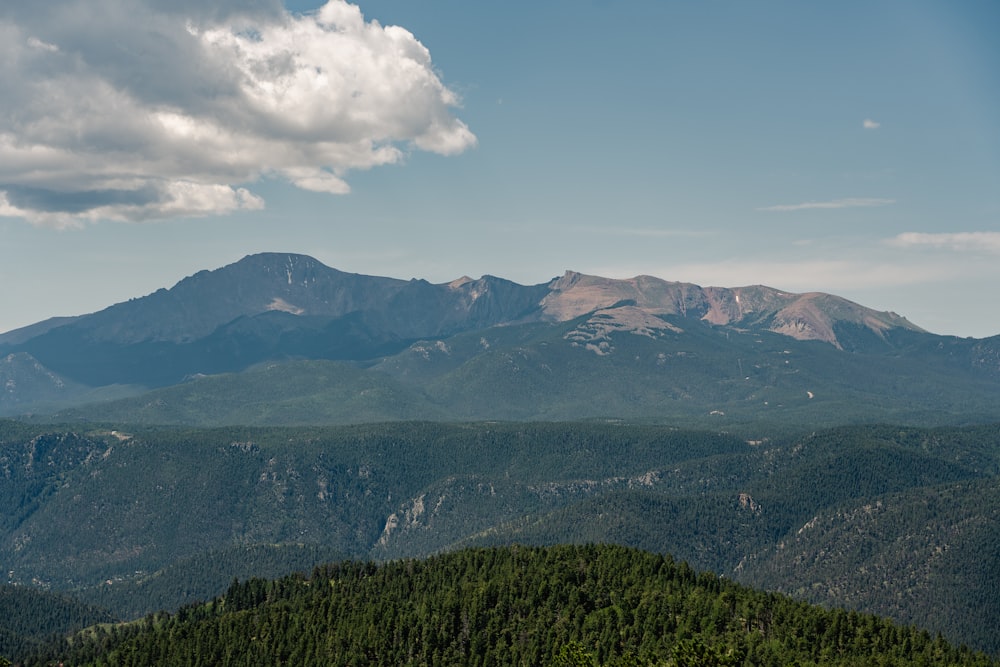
22 545 998 666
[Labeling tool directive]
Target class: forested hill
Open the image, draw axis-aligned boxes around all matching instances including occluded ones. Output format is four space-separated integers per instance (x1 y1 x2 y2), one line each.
0 585 113 661
5 420 1000 654
22 545 997 667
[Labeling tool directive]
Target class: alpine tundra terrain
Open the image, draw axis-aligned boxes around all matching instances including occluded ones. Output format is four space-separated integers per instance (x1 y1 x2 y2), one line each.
1 252 998 426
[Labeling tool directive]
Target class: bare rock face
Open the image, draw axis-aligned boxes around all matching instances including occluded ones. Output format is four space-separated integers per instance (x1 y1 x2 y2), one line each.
738 492 761 513
539 271 923 347
540 271 711 321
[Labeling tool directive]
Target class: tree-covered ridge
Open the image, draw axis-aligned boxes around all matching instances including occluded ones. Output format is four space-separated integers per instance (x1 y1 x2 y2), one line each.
0 420 747 590
0 585 113 661
3 420 1000 654
24 545 997 667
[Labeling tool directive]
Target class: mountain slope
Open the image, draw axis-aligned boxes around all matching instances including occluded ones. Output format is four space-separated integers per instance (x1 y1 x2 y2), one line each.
0 584 114 661
0 253 550 390
0 352 81 412
740 477 1000 655
50 359 446 426
51 311 1000 428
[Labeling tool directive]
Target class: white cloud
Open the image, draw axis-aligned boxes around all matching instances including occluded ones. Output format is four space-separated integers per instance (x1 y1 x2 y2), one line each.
863 118 881 129
0 0 475 227
25 36 59 52
757 198 895 212
888 231 1000 253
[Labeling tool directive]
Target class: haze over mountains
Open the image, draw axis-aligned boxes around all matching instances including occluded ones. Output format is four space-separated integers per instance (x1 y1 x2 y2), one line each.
1 252 998 425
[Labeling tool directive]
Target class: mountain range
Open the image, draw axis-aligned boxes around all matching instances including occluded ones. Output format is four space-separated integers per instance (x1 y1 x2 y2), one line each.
1 252 998 425
4 253 1000 657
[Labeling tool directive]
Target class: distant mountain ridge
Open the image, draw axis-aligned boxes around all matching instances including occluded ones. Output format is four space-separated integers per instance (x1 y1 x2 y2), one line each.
539 270 923 348
0 252 995 423
2 253 545 345
1 252 923 347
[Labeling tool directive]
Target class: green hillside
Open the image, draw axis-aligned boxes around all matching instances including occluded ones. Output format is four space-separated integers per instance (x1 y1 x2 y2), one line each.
22 545 997 667
46 359 446 426
1 421 746 591
0 585 113 661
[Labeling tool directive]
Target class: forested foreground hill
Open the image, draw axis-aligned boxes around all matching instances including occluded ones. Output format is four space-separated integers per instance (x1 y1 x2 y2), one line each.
21 545 998 667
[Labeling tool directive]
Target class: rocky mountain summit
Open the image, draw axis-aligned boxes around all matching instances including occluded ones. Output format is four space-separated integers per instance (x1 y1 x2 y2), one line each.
1 253 923 348
538 270 922 348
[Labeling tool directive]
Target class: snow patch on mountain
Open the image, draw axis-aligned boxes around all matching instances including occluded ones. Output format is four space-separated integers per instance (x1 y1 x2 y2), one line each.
266 298 305 315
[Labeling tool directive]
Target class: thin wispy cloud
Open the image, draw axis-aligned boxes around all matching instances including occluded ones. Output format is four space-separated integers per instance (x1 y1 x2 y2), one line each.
0 0 476 227
586 226 716 239
757 198 895 212
595 258 953 292
888 231 1000 253
863 118 881 129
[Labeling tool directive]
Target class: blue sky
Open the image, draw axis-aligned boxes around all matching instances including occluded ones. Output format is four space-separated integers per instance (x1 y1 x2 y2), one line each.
1 0 998 336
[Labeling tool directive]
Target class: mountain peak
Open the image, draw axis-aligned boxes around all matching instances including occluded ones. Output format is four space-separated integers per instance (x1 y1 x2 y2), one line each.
4 254 996 422
0 255 941 397
537 273 924 347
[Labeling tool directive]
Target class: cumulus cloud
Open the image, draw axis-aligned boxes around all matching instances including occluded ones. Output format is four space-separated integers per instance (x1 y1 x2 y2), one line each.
757 198 895 212
888 231 1000 253
0 0 475 227
863 118 881 129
